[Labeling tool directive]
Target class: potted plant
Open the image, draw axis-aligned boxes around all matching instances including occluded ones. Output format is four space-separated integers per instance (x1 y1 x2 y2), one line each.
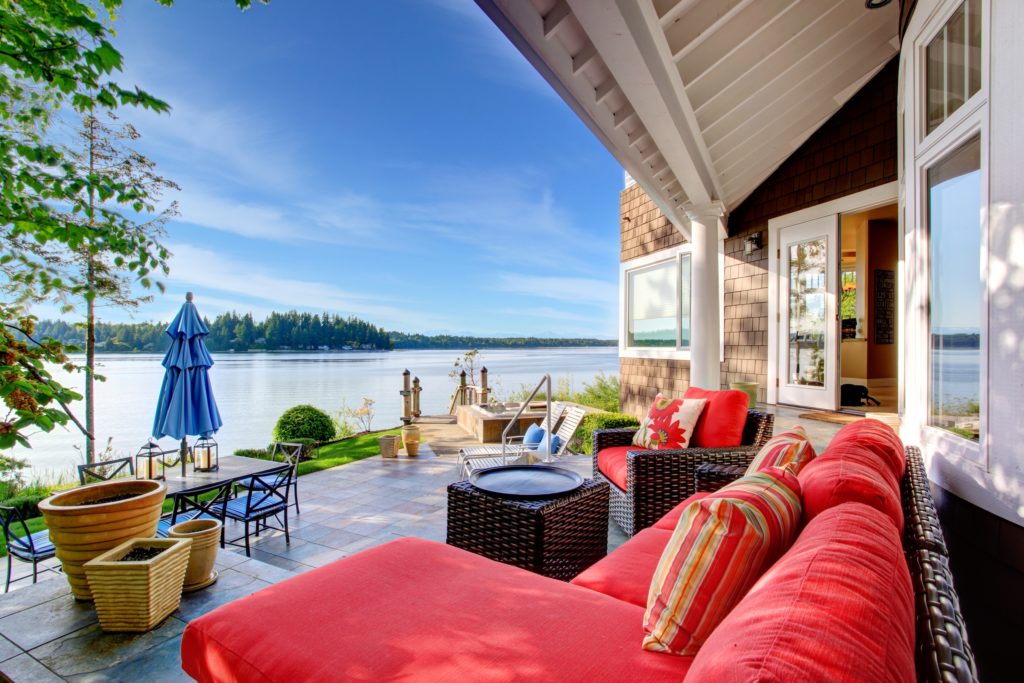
168 518 222 591
401 424 421 456
39 479 166 600
84 536 192 632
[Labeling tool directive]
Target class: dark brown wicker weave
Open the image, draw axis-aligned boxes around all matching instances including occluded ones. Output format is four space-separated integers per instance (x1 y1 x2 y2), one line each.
689 446 978 683
591 410 774 537
446 478 610 582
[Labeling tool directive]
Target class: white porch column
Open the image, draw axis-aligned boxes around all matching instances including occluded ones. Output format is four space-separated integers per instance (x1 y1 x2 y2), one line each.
684 202 725 390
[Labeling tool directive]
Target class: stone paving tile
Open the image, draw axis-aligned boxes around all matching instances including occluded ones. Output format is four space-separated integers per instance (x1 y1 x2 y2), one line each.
231 557 300 584
0 653 63 682
0 594 97 651
274 542 347 568
289 522 338 543
174 568 274 622
0 635 21 663
0 578 71 619
315 528 370 550
71 632 193 682
247 549 307 574
30 617 186 679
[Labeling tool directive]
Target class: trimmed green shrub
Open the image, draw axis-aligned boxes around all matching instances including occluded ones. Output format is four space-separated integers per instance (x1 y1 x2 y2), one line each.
273 405 335 443
234 448 269 459
571 412 640 454
0 491 50 521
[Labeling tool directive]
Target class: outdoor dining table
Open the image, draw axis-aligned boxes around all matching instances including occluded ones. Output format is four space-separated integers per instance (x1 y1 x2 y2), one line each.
161 455 286 497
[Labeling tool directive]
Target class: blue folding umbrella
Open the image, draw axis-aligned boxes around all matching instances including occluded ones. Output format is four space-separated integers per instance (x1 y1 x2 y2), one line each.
152 292 223 476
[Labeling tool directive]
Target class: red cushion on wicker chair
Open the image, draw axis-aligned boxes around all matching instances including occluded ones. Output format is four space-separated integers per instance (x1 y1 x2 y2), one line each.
571 527 673 607
596 446 633 491
799 455 903 530
182 538 694 682
652 493 710 531
683 387 749 447
825 418 906 481
687 503 915 682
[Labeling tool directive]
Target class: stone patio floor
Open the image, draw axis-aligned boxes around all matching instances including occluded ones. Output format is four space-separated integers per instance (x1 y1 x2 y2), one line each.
0 404 842 681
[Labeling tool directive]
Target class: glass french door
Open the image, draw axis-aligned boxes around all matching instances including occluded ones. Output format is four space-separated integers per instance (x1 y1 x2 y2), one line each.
778 216 838 410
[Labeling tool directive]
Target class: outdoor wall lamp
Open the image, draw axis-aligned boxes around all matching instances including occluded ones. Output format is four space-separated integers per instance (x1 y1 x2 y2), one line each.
193 436 219 472
744 232 763 255
136 440 166 480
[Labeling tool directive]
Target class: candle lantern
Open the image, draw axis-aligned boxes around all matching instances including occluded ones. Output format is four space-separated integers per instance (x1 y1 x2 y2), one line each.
193 436 219 472
135 440 166 481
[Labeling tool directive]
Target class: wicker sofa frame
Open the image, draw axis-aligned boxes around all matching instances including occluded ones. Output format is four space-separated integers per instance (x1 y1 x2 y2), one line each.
693 446 978 683
591 410 774 537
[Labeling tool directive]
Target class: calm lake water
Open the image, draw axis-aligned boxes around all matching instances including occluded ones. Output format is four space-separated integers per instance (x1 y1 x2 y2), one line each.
17 348 618 480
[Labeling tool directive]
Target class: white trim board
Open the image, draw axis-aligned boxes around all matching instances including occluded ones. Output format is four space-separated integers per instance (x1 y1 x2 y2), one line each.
766 181 900 406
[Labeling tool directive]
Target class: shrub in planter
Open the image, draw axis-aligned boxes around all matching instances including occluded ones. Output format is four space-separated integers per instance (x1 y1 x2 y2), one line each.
571 412 641 455
273 405 335 443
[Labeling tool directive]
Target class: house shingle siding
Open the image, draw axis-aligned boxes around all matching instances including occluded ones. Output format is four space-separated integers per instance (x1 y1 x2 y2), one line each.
619 58 897 415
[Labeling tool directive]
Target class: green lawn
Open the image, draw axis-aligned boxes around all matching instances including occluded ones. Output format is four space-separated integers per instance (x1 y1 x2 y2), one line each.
0 429 402 559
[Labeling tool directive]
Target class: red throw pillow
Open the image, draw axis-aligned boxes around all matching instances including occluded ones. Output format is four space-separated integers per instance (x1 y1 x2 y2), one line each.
799 456 903 530
643 467 802 656
826 419 906 481
684 387 749 447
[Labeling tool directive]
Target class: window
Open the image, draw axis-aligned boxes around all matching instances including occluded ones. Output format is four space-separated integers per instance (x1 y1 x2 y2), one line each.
625 253 691 350
926 0 982 134
928 135 981 441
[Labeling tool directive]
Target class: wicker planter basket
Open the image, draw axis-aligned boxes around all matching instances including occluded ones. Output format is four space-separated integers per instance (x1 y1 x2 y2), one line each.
38 479 166 600
379 435 399 458
84 537 192 633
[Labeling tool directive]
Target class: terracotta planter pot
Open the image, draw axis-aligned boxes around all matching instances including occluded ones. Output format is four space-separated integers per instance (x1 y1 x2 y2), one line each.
84 537 191 632
401 425 421 456
39 479 166 601
168 518 221 591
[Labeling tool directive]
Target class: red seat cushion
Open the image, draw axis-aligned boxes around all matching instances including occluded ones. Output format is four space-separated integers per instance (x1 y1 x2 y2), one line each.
799 455 904 530
688 503 915 682
570 527 672 607
596 446 634 490
683 387 749 447
826 418 906 481
652 493 709 531
181 538 693 683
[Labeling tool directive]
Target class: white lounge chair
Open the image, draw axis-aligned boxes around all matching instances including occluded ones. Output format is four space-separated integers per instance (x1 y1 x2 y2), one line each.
458 404 564 475
461 406 587 478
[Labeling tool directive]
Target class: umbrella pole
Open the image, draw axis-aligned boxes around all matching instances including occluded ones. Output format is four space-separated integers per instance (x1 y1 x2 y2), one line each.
181 437 188 477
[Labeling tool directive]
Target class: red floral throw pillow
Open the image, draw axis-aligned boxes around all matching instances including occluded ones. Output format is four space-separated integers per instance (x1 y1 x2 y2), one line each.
633 394 708 450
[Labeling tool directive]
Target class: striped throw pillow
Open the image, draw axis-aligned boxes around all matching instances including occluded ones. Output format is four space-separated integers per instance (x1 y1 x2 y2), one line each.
745 426 817 475
642 468 802 656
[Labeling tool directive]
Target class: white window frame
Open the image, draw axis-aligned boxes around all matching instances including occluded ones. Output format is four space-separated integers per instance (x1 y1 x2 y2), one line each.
903 0 990 470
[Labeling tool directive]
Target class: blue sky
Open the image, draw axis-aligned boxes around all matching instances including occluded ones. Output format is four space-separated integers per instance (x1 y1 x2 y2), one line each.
43 0 623 338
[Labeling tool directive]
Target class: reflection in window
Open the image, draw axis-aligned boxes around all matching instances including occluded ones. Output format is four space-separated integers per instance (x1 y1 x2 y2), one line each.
626 254 691 349
788 239 827 386
926 0 982 134
928 135 981 441
841 269 858 339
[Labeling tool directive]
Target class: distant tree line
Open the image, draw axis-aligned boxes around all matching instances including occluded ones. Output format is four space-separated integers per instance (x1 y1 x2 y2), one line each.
388 332 616 349
32 313 616 353
931 333 980 349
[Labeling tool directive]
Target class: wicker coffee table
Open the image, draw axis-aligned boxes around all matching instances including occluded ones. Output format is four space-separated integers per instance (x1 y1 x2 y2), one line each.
446 477 610 581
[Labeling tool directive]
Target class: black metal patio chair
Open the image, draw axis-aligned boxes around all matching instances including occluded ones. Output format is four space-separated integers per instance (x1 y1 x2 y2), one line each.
235 442 303 514
224 464 293 557
1 506 57 593
77 456 134 485
156 480 232 540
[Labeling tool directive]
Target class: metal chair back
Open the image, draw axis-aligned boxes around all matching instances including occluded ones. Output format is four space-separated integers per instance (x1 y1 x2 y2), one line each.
269 442 303 466
77 456 134 485
0 506 37 556
241 464 293 515
171 480 232 524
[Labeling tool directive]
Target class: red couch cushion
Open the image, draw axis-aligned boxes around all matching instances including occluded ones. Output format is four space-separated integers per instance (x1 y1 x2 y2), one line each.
596 446 632 490
571 527 672 608
799 451 904 530
687 503 915 682
652 493 709 531
684 387 748 447
826 418 906 481
181 538 692 683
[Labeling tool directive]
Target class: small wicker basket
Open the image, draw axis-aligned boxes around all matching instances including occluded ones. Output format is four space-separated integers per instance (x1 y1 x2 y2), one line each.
379 435 400 458
84 536 192 633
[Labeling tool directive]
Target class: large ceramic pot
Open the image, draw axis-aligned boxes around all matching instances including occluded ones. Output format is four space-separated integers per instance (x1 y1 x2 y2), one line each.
39 479 166 601
168 518 221 591
401 425 421 456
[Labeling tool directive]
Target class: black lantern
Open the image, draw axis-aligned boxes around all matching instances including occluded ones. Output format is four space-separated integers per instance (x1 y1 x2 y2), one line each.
193 436 219 472
135 440 165 481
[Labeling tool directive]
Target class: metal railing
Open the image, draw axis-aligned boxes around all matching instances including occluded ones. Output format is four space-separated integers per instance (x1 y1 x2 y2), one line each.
501 374 552 463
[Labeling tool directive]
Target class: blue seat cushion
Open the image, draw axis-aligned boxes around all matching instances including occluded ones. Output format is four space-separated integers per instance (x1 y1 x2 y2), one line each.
522 423 545 448
528 431 562 455
225 494 286 520
8 530 55 560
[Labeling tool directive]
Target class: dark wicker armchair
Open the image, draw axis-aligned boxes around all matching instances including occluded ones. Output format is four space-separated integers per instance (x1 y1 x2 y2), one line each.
592 409 774 537
694 447 979 683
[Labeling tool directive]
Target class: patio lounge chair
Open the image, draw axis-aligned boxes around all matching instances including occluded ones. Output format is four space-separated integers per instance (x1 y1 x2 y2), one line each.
457 404 565 474
462 406 587 477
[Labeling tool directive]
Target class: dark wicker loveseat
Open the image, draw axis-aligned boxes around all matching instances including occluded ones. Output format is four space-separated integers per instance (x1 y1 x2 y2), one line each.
693 446 978 682
592 409 774 536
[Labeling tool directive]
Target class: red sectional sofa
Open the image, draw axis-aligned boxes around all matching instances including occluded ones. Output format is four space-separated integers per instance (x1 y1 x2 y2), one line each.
181 424 976 682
